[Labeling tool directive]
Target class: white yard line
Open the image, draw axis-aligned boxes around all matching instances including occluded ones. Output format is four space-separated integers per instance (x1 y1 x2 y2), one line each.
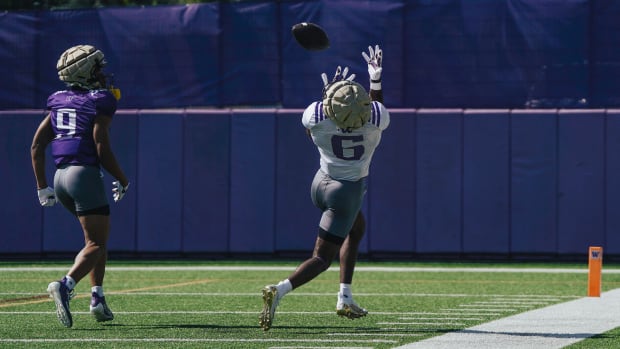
394 288 620 349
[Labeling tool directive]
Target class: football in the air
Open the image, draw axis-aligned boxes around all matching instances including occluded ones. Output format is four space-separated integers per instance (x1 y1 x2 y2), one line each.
291 22 329 51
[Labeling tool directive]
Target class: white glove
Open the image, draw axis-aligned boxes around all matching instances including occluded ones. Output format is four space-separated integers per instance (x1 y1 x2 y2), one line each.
362 44 383 89
112 181 130 202
321 65 356 88
37 187 56 207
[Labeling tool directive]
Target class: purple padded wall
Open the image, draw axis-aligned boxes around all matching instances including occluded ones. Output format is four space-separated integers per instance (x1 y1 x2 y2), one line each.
136 110 184 252
606 110 620 254
0 112 46 253
106 110 138 253
229 110 276 253
462 110 510 254
510 109 558 254
2 108 619 257
367 110 416 253
274 110 318 251
557 109 606 254
415 109 463 253
182 109 231 253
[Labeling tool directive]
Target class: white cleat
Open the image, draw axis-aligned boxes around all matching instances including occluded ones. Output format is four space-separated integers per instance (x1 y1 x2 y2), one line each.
90 293 114 322
47 281 74 328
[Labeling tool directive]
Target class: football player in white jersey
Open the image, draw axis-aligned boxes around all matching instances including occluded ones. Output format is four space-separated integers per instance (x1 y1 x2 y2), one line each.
260 45 389 331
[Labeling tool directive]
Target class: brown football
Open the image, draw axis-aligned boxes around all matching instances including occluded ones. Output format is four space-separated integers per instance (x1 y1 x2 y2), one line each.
291 22 329 51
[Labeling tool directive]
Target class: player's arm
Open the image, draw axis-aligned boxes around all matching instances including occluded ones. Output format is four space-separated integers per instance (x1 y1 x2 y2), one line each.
93 114 128 187
370 88 383 104
31 114 54 189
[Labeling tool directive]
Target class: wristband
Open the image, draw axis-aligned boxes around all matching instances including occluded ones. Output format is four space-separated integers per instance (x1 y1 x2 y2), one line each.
370 81 382 90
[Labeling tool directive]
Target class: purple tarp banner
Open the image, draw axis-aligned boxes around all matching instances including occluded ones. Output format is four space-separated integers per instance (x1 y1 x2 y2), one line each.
0 0 618 110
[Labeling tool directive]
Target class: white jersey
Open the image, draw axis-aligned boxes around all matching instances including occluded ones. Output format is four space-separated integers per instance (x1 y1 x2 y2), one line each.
302 100 390 181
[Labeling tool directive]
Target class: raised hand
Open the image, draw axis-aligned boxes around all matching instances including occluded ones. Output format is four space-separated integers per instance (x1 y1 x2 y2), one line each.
321 65 356 87
362 45 383 86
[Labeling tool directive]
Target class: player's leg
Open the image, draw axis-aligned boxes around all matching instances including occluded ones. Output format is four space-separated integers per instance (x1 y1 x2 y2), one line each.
260 171 365 330
46 167 78 327
289 234 342 287
260 234 341 331
339 211 365 284
65 165 110 288
336 212 368 319
70 214 115 322
67 215 109 282
47 165 114 326
88 245 112 322
287 171 354 288
90 237 108 287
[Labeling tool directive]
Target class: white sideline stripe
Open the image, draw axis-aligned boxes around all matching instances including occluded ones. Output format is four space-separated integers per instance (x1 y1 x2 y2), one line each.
394 288 620 349
0 338 396 344
1 265 620 273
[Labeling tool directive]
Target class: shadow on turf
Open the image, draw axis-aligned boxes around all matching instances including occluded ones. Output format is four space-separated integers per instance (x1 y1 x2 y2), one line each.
102 324 373 331
77 324 462 333
79 324 256 330
73 323 464 336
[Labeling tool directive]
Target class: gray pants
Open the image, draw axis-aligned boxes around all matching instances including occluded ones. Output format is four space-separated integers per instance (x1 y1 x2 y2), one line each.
54 165 109 216
310 169 366 239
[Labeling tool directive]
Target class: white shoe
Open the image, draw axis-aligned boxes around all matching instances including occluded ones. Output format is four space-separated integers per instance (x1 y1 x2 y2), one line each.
336 292 368 319
47 281 74 328
90 292 114 322
259 285 280 331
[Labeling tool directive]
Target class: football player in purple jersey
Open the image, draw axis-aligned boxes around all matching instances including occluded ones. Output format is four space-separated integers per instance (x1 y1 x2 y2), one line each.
31 45 129 328
260 45 389 331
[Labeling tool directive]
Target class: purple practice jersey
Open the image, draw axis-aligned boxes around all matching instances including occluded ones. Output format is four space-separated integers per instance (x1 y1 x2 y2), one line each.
47 89 117 167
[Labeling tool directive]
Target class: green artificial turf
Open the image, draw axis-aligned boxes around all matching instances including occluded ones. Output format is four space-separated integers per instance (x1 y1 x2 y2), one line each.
0 261 618 349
